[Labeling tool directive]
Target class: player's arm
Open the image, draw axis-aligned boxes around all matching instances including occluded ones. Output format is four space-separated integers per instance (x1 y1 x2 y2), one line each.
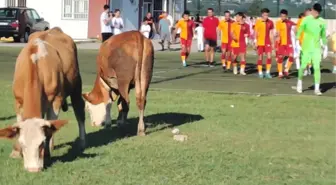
320 21 327 46
172 21 181 43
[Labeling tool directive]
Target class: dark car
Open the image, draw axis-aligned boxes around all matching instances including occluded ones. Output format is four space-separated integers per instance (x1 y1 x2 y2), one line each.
0 7 49 42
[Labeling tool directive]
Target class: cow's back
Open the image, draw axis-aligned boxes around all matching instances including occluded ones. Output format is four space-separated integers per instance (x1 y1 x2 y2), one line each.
99 31 149 81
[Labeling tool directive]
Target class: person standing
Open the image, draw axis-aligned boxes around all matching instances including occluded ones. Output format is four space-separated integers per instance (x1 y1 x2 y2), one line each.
100 5 113 42
254 8 274 79
331 32 336 74
144 12 154 39
112 9 124 35
231 12 250 75
217 10 234 70
202 8 219 67
158 11 171 51
295 3 328 95
297 8 312 76
276 9 296 78
195 24 204 52
140 20 151 38
173 10 195 67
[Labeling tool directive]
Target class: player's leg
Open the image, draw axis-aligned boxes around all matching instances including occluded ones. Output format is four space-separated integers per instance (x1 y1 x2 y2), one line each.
256 46 264 78
204 40 210 63
284 46 294 76
186 40 192 60
226 45 233 70
277 46 284 78
332 52 336 74
180 39 187 67
265 48 272 79
232 48 238 75
312 51 322 95
296 51 311 93
239 52 246 75
209 40 216 67
221 43 226 68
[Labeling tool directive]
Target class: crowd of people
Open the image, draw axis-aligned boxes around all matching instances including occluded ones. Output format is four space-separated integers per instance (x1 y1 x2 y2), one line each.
170 4 335 96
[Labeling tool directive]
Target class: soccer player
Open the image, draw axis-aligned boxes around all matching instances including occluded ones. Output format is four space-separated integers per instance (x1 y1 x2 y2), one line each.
174 10 195 67
254 8 274 79
295 3 328 95
217 10 234 70
231 12 250 75
276 9 296 78
203 8 219 67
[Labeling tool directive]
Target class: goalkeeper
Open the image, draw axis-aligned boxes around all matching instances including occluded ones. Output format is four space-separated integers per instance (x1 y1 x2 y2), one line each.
295 3 328 95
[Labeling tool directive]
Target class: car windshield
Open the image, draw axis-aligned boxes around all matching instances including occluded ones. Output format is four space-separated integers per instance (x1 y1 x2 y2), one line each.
0 9 17 19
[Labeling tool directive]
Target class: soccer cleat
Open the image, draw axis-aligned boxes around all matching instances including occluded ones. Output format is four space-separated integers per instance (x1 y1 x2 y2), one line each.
314 90 322 96
258 73 264 78
240 70 246 76
264 73 272 79
182 61 187 67
233 66 238 75
278 74 284 78
296 87 303 93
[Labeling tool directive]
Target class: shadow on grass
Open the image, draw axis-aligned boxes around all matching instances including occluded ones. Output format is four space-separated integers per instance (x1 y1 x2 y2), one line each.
307 82 336 93
0 115 16 121
47 112 204 168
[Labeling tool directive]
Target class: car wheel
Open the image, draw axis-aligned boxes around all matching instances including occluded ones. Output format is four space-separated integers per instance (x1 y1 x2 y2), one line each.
13 36 21 43
24 30 30 43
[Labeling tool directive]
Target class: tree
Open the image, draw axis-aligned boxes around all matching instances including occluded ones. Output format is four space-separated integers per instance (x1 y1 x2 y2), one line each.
247 0 263 16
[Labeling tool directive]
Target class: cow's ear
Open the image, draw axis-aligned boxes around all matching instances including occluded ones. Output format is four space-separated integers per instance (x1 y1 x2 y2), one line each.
0 126 19 139
82 93 92 103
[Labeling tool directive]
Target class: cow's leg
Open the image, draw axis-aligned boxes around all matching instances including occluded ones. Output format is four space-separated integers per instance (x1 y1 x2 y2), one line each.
116 84 130 126
45 96 62 157
135 81 149 136
70 84 86 150
10 100 23 158
14 100 22 122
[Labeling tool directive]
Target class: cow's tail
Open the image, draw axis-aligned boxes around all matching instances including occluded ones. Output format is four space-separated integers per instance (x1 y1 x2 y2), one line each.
136 36 154 110
22 38 46 118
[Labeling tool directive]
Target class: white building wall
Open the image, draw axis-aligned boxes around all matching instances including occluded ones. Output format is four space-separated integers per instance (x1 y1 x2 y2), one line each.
0 0 5 7
26 0 88 39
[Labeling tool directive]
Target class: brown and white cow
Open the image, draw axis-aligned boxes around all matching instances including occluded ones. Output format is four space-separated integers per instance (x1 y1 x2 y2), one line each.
0 27 86 172
82 31 154 136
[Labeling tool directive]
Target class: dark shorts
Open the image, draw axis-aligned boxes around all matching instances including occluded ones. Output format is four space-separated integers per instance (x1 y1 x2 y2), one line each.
204 39 217 47
101 32 113 42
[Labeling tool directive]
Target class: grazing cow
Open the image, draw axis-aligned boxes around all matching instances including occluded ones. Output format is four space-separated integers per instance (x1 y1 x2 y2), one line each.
0 27 86 172
82 31 154 136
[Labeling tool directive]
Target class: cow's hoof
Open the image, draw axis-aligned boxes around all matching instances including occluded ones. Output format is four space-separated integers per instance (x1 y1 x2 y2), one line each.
137 131 146 136
9 150 21 159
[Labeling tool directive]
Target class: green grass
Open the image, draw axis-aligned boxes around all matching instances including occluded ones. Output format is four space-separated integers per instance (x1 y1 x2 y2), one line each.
0 47 335 185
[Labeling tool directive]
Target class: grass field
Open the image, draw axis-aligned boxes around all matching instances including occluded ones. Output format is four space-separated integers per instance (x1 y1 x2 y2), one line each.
0 47 335 185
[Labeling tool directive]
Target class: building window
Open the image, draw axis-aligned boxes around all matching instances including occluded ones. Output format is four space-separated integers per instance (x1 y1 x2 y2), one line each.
62 0 88 20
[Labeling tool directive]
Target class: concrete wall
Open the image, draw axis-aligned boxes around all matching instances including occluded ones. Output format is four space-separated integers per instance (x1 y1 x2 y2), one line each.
27 0 89 39
87 0 106 38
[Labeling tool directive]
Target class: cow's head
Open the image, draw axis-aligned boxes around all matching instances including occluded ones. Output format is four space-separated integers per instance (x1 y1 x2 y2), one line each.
82 92 112 127
0 118 68 172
